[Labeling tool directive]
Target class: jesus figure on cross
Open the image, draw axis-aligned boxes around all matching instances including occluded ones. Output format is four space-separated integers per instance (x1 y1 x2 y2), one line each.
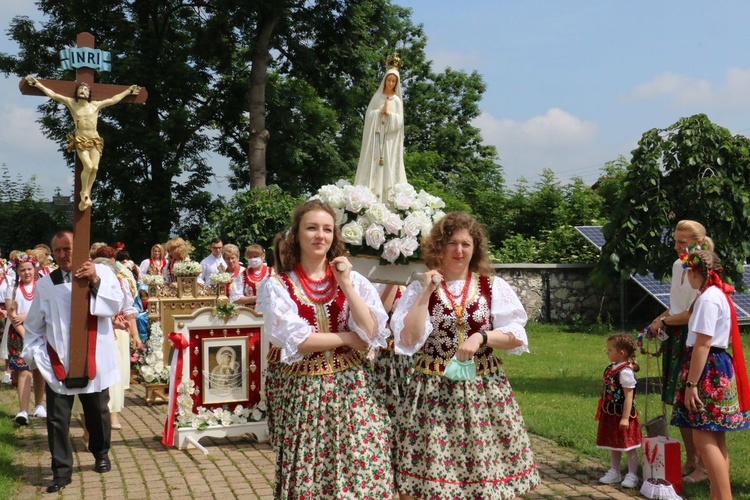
25 75 140 211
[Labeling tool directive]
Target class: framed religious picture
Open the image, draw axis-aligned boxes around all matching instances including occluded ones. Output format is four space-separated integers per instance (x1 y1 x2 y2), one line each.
201 336 250 405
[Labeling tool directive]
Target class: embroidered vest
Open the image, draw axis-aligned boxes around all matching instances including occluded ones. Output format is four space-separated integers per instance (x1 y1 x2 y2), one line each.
598 362 638 418
276 273 364 376
415 274 502 376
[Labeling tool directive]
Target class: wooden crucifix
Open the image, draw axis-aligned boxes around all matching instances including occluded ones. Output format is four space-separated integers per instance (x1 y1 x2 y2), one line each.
18 32 147 385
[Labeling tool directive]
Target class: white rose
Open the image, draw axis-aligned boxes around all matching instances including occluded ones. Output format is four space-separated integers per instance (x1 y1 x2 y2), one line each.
154 361 164 373
256 400 267 412
335 179 351 188
365 203 389 224
317 184 346 208
402 213 426 237
393 191 416 211
411 211 432 237
340 221 364 245
251 408 263 421
145 353 156 366
346 185 377 213
333 207 348 226
400 236 419 257
356 215 372 230
381 239 402 263
393 182 417 197
432 210 446 224
155 350 164 361
365 224 386 250
382 212 403 234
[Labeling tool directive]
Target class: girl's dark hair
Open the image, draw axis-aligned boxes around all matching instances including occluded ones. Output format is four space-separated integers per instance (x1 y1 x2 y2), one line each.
421 212 492 276
607 333 640 373
116 249 131 262
282 200 345 272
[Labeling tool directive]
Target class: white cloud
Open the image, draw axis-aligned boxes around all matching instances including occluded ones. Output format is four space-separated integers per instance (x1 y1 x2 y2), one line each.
624 68 750 110
475 108 607 184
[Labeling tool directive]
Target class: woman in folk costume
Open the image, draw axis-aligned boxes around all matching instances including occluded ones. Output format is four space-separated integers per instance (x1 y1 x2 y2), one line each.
262 231 288 454
256 200 393 498
5 252 47 424
231 244 270 307
139 243 167 284
221 244 244 298
671 250 750 500
0 258 10 384
647 219 713 480
392 212 539 499
354 55 406 202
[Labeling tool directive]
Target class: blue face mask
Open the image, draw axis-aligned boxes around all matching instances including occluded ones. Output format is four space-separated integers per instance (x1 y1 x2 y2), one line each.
247 257 263 268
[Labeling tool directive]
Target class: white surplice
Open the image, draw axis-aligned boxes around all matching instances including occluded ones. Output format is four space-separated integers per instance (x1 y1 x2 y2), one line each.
22 263 124 395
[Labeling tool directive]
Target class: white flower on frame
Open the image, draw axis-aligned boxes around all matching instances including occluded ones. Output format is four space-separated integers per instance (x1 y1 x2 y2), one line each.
400 236 419 258
365 224 386 250
381 239 402 263
340 221 364 246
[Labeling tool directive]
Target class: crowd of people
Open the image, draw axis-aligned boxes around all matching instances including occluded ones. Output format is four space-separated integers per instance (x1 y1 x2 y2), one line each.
3 212 750 499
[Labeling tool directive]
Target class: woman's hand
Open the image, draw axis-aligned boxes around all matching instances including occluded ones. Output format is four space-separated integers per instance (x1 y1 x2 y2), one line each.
422 270 442 293
684 386 703 412
619 417 630 431
331 257 351 286
456 333 483 361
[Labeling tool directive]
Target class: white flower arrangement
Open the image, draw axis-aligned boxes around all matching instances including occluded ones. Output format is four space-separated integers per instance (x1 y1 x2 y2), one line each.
142 274 164 286
210 272 233 285
173 260 202 276
135 322 170 384
313 181 446 264
176 379 267 429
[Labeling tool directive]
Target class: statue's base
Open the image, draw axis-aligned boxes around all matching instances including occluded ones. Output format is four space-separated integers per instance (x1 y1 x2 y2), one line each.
348 255 427 285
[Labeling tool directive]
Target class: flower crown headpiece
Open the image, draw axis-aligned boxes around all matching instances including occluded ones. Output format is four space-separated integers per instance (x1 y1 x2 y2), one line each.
13 252 38 269
679 242 703 269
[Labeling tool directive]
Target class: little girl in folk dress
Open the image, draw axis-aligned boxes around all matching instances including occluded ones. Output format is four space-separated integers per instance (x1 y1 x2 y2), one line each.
596 333 642 488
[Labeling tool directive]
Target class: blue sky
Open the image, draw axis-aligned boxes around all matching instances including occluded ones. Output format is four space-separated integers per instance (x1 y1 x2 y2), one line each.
2 1 750 199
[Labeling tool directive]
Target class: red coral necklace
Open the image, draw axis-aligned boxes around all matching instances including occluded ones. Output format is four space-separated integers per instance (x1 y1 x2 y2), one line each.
20 281 36 301
295 263 337 304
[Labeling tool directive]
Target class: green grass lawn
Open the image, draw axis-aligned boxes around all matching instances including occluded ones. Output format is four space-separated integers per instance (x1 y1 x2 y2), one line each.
0 385 21 500
504 322 750 499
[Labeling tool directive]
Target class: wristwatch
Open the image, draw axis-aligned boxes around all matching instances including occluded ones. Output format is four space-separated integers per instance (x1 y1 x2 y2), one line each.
686 380 697 389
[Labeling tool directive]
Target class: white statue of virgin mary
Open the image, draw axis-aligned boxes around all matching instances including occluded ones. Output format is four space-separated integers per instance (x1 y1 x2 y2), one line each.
354 64 406 202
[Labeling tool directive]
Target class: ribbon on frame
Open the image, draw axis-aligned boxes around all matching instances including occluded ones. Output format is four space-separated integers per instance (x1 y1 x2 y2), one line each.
161 331 189 447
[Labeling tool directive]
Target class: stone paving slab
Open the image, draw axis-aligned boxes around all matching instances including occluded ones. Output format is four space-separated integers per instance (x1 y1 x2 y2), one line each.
4 383 643 499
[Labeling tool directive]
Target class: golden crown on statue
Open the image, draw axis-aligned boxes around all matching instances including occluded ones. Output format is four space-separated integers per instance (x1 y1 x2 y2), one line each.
385 52 401 70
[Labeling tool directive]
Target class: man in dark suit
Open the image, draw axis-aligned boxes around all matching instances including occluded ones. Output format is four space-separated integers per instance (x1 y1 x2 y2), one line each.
22 231 124 493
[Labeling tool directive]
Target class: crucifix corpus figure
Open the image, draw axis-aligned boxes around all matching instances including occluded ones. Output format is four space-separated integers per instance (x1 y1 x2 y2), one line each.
25 76 140 211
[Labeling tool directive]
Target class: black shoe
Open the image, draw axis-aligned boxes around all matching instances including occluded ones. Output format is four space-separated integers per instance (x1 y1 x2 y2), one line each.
94 458 111 473
46 477 72 493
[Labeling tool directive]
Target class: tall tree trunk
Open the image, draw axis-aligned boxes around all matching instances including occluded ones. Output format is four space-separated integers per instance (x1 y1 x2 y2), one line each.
247 6 280 188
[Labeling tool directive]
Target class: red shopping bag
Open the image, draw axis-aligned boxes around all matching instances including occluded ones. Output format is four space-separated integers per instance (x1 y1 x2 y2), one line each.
642 436 682 494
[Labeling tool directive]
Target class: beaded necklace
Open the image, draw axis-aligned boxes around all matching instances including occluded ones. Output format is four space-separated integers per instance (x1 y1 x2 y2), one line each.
149 258 165 274
440 272 472 343
244 264 268 286
295 263 337 304
20 281 36 301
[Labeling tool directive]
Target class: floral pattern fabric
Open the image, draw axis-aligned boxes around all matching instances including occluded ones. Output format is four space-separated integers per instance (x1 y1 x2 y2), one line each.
7 324 29 371
671 348 750 431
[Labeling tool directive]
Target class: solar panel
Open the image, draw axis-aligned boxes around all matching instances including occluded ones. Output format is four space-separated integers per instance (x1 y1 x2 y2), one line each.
575 226 750 324
576 225 606 250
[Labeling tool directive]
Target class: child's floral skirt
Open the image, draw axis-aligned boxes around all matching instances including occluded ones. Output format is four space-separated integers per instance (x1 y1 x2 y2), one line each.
394 368 539 499
273 364 394 499
671 347 750 431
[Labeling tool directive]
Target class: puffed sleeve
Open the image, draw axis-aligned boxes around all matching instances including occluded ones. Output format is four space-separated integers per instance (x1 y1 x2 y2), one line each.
390 280 433 356
256 276 314 364
93 264 125 318
229 271 245 304
491 276 530 355
349 272 389 348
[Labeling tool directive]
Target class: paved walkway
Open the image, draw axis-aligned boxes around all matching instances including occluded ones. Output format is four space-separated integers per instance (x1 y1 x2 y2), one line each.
4 382 643 499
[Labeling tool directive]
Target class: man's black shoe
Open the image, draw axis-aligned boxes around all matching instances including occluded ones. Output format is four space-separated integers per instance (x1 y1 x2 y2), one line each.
94 458 111 473
46 477 72 493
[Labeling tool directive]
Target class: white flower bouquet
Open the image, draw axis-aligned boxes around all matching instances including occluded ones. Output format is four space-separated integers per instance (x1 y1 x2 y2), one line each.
210 272 233 285
313 181 445 264
173 260 202 276
142 274 164 286
134 322 170 384
176 378 267 429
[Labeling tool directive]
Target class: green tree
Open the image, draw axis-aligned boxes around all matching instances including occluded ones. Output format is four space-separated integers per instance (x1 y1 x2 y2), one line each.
593 114 750 288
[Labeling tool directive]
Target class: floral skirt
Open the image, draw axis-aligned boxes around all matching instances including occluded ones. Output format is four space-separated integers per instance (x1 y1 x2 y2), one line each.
372 346 414 479
661 325 688 405
395 369 539 499
274 364 394 499
7 324 29 371
264 362 285 453
671 348 750 431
